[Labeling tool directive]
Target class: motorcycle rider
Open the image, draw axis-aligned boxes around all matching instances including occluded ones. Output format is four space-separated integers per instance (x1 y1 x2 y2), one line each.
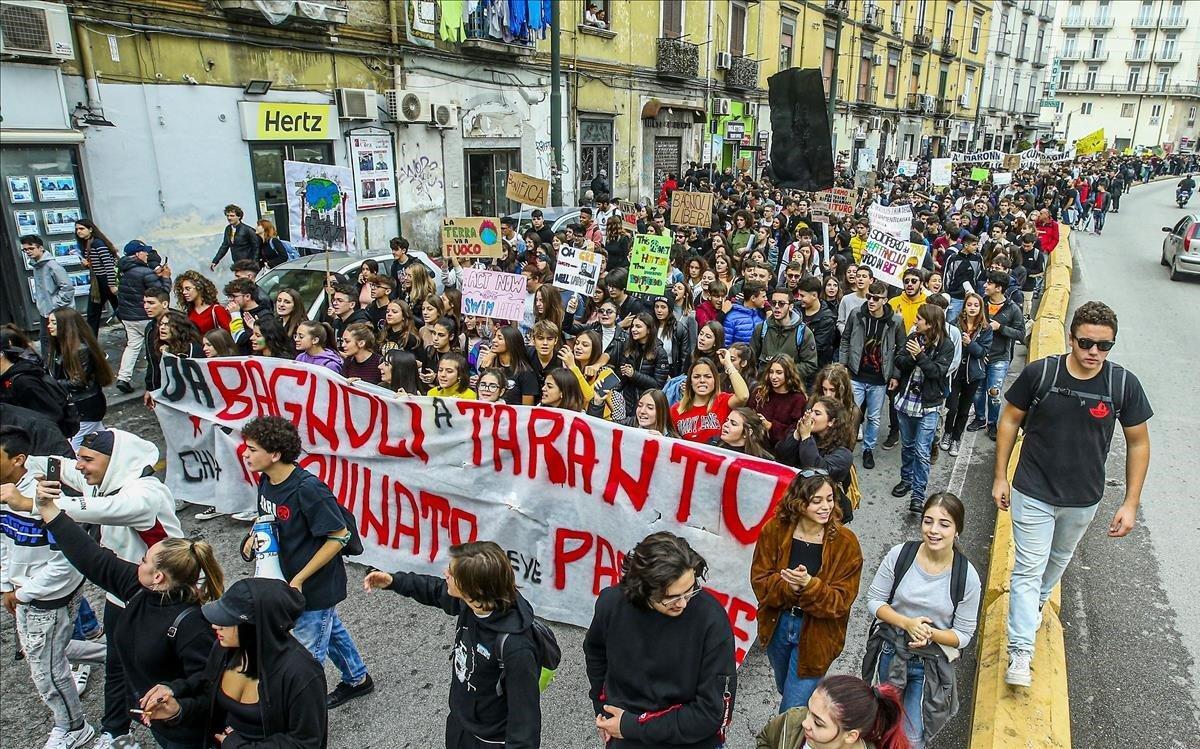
1177 174 1196 204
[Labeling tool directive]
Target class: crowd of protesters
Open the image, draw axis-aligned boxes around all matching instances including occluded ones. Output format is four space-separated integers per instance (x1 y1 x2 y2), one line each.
0 145 1160 749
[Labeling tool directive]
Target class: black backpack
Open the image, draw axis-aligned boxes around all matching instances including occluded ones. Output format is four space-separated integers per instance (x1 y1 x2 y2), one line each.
887 541 969 627
496 618 562 694
1023 355 1126 428
12 367 80 439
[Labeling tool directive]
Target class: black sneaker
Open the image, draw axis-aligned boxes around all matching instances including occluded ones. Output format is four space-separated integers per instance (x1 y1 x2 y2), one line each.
882 430 900 450
909 497 925 513
862 449 875 470
115 380 134 394
328 674 374 708
966 419 987 432
987 425 998 440
891 480 912 498
930 441 940 464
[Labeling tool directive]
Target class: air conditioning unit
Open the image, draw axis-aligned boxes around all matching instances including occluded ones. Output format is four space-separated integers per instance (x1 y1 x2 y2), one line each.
714 97 732 115
429 100 457 129
958 94 969 107
869 115 883 130
385 89 430 124
745 102 759 119
336 88 375 120
716 51 733 70
0 0 74 61
871 54 883 66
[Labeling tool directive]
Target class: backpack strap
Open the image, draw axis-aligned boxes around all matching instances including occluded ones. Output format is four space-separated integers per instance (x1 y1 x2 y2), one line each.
887 541 921 605
949 549 968 627
167 605 198 639
1108 362 1127 420
495 632 509 696
1026 354 1061 418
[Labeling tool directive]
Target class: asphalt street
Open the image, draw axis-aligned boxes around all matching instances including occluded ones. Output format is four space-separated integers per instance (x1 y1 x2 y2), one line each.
1055 177 1200 748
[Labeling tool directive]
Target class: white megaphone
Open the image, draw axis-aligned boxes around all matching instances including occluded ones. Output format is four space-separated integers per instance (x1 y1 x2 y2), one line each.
251 515 286 581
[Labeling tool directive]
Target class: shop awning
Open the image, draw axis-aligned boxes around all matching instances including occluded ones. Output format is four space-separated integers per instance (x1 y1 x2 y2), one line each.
641 100 707 121
0 128 85 144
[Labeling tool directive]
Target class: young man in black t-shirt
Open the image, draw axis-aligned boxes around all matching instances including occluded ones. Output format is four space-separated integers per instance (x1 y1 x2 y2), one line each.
240 416 375 709
992 302 1152 688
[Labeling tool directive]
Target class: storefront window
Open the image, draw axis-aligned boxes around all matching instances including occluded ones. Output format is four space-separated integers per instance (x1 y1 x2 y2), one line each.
1 144 90 327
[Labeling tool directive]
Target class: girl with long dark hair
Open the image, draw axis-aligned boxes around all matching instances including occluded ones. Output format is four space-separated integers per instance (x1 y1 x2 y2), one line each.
47 306 114 450
250 314 294 360
892 304 955 514
539 368 585 412
751 354 809 450
154 310 204 359
618 313 670 406
201 328 237 358
561 330 625 422
340 322 382 384
428 352 475 399
710 406 773 459
671 351 750 443
633 389 678 437
940 292 992 456
477 326 538 405
175 271 231 335
652 296 695 379
378 349 421 395
76 219 119 334
379 300 421 356
752 473 863 712
273 288 307 338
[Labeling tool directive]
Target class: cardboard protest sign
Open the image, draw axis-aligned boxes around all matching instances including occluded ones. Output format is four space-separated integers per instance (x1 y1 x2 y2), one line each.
868 203 913 242
505 171 550 207
155 355 793 663
896 160 919 177
618 200 638 225
670 191 714 228
860 227 927 287
627 234 672 296
459 268 526 320
930 158 953 186
442 217 503 258
814 187 855 215
553 244 602 296
969 167 990 182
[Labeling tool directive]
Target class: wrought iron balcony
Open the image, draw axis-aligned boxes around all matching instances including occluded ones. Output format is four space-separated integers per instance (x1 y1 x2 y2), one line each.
1161 15 1188 30
855 83 878 104
1038 2 1054 22
1155 50 1182 65
1060 16 1085 30
1015 46 1029 61
1083 50 1109 62
936 36 959 59
912 27 932 49
656 37 699 79
824 0 849 18
1089 15 1114 29
862 4 884 32
464 5 536 52
1131 15 1156 29
1126 48 1151 63
905 92 926 112
935 97 955 116
726 55 759 90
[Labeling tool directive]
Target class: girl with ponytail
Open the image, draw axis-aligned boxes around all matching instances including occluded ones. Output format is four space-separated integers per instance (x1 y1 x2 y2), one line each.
755 674 909 748
32 488 225 748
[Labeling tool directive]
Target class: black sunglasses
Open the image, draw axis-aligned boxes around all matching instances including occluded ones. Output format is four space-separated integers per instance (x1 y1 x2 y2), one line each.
797 468 830 479
1074 337 1116 352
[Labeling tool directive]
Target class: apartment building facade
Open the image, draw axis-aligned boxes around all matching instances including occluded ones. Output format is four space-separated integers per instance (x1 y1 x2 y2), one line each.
978 0 1055 152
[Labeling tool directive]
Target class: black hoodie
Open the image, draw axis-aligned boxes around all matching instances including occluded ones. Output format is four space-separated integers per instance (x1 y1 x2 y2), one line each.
0 356 74 432
386 572 542 748
167 579 328 749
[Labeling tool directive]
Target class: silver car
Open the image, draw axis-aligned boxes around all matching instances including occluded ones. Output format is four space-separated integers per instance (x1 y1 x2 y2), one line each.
1160 216 1200 281
256 250 442 320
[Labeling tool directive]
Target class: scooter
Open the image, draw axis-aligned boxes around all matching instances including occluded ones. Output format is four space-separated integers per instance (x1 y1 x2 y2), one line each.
1178 188 1192 208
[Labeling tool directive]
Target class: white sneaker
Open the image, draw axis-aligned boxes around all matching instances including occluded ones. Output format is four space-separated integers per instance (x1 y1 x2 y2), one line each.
1005 649 1033 687
193 507 226 521
44 723 94 749
91 733 140 749
71 663 92 696
230 510 259 522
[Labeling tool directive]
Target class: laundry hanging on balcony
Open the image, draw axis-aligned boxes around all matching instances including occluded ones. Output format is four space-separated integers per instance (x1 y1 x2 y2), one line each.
438 0 465 42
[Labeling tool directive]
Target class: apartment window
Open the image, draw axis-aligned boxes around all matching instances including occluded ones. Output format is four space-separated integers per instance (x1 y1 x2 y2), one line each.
1085 65 1099 87
1035 27 1045 59
823 30 837 94
1136 0 1152 26
892 0 904 32
1090 34 1103 57
1018 22 1028 55
1058 66 1070 89
1081 102 1093 114
910 59 922 94
1151 104 1162 118
729 0 747 57
1063 32 1077 56
1128 66 1142 88
916 0 927 31
582 0 610 28
779 13 796 70
1065 1 1081 24
1168 1 1184 25
858 44 875 100
965 70 975 102
999 13 1008 52
1010 80 1019 111
971 13 982 53
662 0 684 38
1095 0 1110 24
1133 33 1148 58
579 118 614 194
1188 106 1197 126
1121 103 1135 117
1158 67 1170 89
1163 33 1178 58
885 48 900 97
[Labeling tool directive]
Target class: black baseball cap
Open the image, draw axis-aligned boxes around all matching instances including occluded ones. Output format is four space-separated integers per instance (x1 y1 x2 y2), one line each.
201 579 256 626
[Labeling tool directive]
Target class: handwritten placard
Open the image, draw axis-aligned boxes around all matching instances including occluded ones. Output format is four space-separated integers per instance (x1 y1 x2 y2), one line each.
627 234 672 296
814 187 855 215
442 217 503 258
459 268 526 320
670 191 714 228
860 227 926 287
505 171 550 207
554 244 602 296
618 199 638 226
896 160 919 177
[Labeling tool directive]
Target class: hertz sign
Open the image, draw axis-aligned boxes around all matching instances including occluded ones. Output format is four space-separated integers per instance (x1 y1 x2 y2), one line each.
238 102 337 141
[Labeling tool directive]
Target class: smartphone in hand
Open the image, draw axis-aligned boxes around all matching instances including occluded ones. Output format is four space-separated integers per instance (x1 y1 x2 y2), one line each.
46 456 61 483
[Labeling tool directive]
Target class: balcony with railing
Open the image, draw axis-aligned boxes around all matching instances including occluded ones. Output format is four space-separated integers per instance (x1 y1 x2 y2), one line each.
1131 14 1156 29
1002 0 1017 6
1038 2 1054 22
1015 45 1029 62
935 97 955 116
855 83 878 105
1060 15 1086 30
464 5 536 53
862 4 884 32
1083 49 1109 62
1127 47 1151 62
1055 78 1200 97
824 0 849 18
1089 14 1113 29
1058 47 1083 61
656 38 699 79
936 35 959 58
988 93 1005 111
1156 49 1182 65
726 55 760 90
912 27 932 49
994 37 1010 56
1032 52 1048 68
1021 0 1035 15
1161 14 1188 30
904 92 930 112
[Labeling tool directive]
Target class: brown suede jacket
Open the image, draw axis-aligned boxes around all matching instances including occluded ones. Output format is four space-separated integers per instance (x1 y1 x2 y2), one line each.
750 518 863 678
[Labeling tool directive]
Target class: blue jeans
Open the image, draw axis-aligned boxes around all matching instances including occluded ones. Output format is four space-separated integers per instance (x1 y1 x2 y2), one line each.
897 410 940 501
765 610 822 712
946 297 964 325
293 607 368 686
877 643 926 748
851 380 888 451
72 597 101 640
1093 210 1107 232
972 358 1010 427
1006 488 1099 653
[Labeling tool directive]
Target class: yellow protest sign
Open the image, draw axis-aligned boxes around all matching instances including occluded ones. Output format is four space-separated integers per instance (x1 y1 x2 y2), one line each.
1074 129 1106 155
670 191 714 228
505 171 549 207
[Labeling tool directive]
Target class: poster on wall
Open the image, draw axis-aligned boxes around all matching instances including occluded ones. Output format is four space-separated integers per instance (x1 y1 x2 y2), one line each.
43 207 82 235
14 209 39 234
7 176 33 203
349 131 397 211
284 160 357 254
50 240 83 267
69 271 91 297
36 174 78 202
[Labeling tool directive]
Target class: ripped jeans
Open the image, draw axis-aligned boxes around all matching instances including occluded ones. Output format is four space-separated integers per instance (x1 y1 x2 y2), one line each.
972 359 1010 427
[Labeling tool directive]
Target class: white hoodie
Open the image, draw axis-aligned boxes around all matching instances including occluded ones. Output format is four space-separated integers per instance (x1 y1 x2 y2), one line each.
0 467 84 606
31 429 183 606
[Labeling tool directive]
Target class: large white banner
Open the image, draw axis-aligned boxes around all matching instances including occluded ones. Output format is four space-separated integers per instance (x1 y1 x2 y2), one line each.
284 160 357 254
154 356 795 662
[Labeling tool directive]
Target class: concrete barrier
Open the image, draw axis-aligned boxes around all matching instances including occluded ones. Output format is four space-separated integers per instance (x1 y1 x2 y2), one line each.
969 226 1073 749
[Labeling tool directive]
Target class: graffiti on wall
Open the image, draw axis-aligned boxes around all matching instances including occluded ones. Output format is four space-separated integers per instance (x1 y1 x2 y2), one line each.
534 140 570 182
397 155 444 209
